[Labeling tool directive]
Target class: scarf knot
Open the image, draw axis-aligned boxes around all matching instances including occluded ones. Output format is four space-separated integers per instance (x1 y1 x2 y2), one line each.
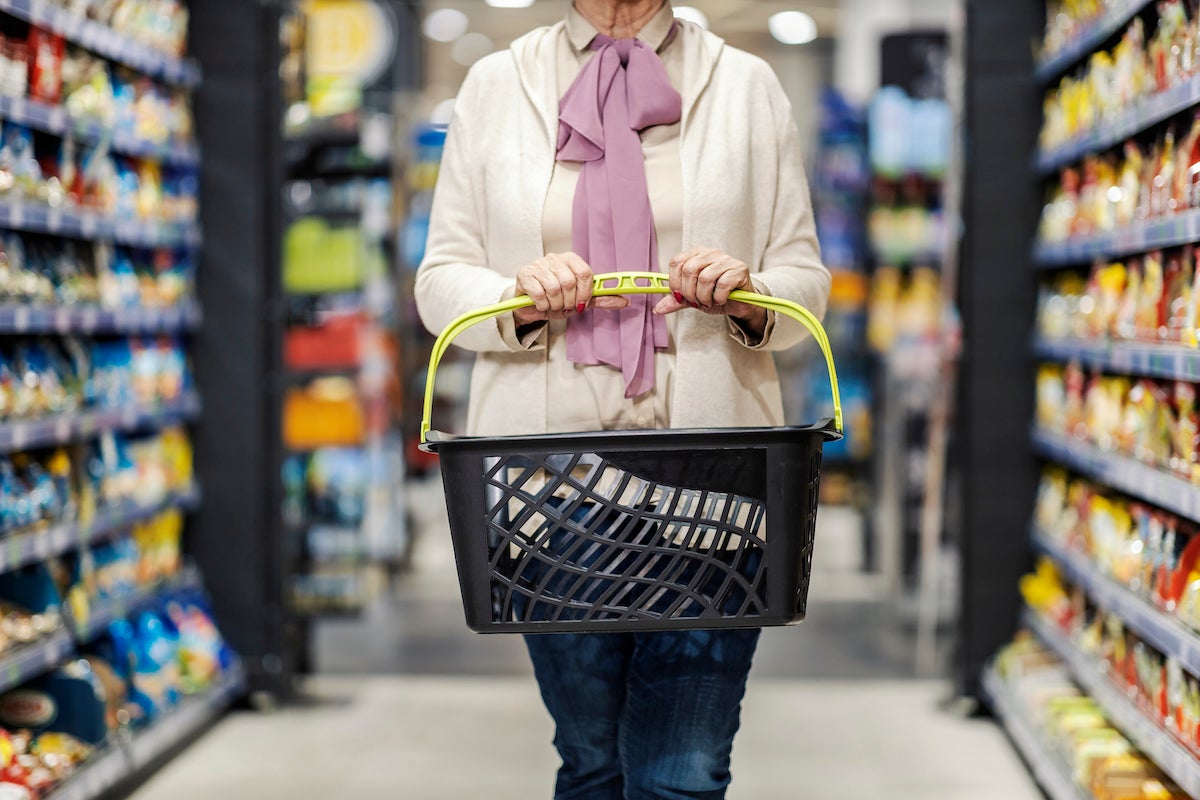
556 26 681 399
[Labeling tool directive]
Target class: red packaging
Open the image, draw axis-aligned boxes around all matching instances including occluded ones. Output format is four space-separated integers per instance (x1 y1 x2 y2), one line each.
27 28 62 104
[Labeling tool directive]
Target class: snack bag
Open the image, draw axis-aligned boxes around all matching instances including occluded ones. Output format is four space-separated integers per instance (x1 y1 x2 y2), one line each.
1138 250 1166 339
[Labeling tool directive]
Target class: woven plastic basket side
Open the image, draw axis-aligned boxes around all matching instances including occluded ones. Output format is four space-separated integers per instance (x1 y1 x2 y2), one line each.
481 450 770 626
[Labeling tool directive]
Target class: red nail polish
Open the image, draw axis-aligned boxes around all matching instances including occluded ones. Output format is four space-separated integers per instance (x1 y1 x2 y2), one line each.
673 292 683 303
577 303 585 313
690 302 699 309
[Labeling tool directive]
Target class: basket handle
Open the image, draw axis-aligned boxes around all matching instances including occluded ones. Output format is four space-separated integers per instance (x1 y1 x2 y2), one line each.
421 271 842 443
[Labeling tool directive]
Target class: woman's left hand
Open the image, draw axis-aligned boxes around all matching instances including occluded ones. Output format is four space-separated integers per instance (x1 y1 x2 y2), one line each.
653 247 768 334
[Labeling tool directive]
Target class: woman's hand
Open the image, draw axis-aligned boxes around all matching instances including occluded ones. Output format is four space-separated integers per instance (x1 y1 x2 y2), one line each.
653 247 768 334
513 253 630 325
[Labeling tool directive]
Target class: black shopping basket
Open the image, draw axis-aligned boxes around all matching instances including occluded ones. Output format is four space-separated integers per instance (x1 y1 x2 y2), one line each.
420 272 843 634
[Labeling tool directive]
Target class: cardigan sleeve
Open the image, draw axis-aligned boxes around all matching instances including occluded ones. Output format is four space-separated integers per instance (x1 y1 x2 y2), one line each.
740 97 832 353
414 69 531 354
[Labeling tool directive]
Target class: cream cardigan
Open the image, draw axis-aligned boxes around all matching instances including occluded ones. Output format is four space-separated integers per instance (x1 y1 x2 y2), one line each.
415 19 830 438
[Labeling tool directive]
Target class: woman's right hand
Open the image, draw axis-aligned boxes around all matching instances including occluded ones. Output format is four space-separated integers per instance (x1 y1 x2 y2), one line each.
513 253 629 325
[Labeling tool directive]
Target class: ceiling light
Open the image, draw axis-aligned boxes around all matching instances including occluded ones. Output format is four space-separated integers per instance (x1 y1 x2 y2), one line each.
422 8 469 43
452 32 494 66
673 6 708 30
485 0 535 6
769 10 817 45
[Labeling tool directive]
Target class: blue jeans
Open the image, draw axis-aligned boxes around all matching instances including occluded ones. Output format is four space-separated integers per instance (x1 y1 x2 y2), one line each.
524 627 760 800
512 498 762 799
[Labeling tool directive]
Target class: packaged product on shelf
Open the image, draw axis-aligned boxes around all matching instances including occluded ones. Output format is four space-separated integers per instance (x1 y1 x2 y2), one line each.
26 28 63 106
61 49 114 126
0 36 30 102
132 509 182 583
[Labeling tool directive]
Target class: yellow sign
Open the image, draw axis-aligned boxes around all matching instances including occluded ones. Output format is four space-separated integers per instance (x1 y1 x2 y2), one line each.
303 0 396 83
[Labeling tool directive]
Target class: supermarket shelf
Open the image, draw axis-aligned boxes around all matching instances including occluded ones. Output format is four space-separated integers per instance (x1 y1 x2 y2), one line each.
1033 337 1200 381
1026 609 1200 797
43 745 125 800
125 662 245 770
981 666 1092 800
46 664 245 800
0 301 201 335
1033 208 1200 266
0 392 201 455
0 484 201 576
1032 528 1200 676
0 201 200 249
70 566 203 644
0 94 198 167
1037 76 1200 173
0 0 200 88
1035 0 1154 84
1031 427 1200 522
0 629 73 694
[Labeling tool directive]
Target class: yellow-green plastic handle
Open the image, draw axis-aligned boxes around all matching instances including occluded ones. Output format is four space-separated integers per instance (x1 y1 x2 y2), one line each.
421 271 842 443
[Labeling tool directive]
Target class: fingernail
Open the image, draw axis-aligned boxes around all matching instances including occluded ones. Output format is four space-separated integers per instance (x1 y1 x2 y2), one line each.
689 302 699 309
576 303 585 313
673 292 683 303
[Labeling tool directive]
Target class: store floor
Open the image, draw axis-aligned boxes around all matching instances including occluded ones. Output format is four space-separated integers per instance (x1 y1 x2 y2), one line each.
128 502 1040 800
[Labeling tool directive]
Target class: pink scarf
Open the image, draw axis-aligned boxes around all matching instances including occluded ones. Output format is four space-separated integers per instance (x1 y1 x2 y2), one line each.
557 26 681 398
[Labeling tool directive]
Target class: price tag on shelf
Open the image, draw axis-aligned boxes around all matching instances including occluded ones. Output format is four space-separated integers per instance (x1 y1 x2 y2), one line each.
31 534 48 561
53 308 71 333
53 418 71 441
80 213 98 237
6 662 18 687
79 415 96 437
13 306 29 333
4 538 17 569
11 424 29 450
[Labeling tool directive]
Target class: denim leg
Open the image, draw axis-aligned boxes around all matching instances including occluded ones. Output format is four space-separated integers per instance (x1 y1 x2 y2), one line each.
525 631 635 800
619 628 761 800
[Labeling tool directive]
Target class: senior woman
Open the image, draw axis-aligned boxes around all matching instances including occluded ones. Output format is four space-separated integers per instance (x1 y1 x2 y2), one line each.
416 0 829 797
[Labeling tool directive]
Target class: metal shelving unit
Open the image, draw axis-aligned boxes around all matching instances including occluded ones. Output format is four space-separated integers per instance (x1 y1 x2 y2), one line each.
1034 208 1200 267
1032 528 1200 675
0 392 201 455
0 202 200 249
1034 0 1154 83
1027 610 1200 796
1036 75 1200 173
0 0 200 87
0 94 198 167
980 666 1093 800
0 484 201 575
0 302 201 335
1034 338 1200 382
0 630 74 693
1031 427 1200 522
0 4 251 798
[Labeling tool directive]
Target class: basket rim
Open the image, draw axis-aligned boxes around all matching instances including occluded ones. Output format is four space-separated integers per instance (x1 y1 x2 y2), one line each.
421 418 841 454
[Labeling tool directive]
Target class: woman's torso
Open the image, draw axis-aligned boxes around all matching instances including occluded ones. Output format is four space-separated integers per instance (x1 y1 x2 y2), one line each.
541 4 683 434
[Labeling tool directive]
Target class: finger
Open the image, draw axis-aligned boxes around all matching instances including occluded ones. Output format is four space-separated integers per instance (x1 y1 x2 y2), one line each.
697 263 730 308
653 295 686 315
680 253 714 306
536 258 566 312
546 255 578 312
523 270 552 312
713 266 747 306
593 296 630 310
562 252 593 310
669 247 705 269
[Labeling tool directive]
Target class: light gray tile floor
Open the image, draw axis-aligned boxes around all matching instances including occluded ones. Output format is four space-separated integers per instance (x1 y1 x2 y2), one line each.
128 676 1040 800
